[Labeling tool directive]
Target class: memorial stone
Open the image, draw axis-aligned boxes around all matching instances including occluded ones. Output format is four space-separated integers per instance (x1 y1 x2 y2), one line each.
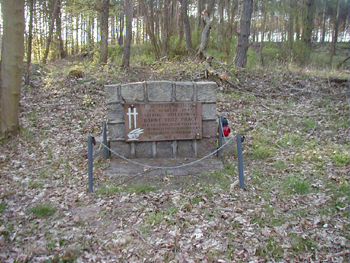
105 81 218 158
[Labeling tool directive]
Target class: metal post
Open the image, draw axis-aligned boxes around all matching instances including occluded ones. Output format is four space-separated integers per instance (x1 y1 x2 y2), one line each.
102 121 109 160
237 135 245 190
218 116 223 158
88 136 93 193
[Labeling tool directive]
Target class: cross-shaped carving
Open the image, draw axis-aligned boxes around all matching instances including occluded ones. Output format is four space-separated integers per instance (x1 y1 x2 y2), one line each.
127 107 138 129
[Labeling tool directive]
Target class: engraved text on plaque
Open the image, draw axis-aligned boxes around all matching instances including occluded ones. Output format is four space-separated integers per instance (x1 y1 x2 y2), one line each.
124 102 202 142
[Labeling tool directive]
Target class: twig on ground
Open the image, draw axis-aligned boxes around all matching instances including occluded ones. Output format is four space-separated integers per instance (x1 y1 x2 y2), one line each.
132 228 155 249
305 120 317 140
326 249 350 260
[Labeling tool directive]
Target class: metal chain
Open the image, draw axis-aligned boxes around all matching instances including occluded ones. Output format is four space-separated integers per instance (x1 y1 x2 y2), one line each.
98 135 236 170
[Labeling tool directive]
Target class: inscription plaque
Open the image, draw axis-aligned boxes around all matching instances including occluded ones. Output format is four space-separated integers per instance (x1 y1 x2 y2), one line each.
124 102 202 142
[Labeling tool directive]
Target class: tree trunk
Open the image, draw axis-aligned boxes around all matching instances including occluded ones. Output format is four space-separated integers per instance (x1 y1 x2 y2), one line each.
288 0 294 55
217 0 224 51
176 15 184 50
260 1 266 66
234 0 253 67
0 0 25 136
139 0 160 59
56 0 66 59
99 0 110 64
222 0 237 58
300 0 315 64
122 0 133 67
321 0 327 43
118 12 124 45
111 16 116 45
302 0 315 48
42 0 59 64
161 0 171 57
329 0 340 65
197 0 204 40
87 15 94 54
181 0 193 51
25 0 34 86
197 10 211 59
75 15 79 54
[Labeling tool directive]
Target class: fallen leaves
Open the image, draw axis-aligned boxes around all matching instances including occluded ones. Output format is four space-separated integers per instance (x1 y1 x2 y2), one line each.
0 60 349 262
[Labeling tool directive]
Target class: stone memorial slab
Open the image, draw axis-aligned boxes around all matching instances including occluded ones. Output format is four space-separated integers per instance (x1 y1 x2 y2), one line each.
105 81 218 158
124 102 202 142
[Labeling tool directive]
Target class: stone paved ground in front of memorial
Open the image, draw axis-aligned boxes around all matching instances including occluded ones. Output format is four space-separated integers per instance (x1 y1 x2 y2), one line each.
105 157 225 190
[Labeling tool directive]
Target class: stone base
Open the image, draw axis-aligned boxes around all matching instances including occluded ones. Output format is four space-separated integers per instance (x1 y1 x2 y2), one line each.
105 157 224 177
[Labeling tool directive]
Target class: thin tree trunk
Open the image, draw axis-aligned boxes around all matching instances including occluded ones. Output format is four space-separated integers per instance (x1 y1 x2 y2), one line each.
111 16 116 45
122 0 133 67
42 0 59 64
118 12 124 45
197 10 211 59
301 0 315 64
321 0 327 43
260 0 266 66
65 13 68 52
25 0 35 85
80 14 85 51
197 0 204 40
234 0 253 67
0 0 25 135
302 0 315 48
222 0 236 58
176 16 184 50
71 15 76 54
99 0 110 64
56 0 66 59
330 0 340 65
181 0 193 51
87 15 94 54
161 0 171 57
139 0 160 59
218 0 224 51
288 0 294 56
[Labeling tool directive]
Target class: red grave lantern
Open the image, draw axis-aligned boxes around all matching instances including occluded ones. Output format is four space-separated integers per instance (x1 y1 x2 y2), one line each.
220 117 231 137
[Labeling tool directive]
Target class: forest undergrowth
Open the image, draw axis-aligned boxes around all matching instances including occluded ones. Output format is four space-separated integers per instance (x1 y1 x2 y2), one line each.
0 57 349 262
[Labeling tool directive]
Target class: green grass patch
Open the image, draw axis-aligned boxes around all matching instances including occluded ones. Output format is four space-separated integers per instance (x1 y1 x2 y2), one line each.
0 202 6 213
142 206 178 231
209 165 235 191
28 181 45 189
251 145 276 159
283 176 310 195
290 234 316 252
256 237 284 259
130 184 156 194
272 160 288 170
30 203 56 217
228 92 241 99
277 134 303 148
330 150 349 167
97 185 119 196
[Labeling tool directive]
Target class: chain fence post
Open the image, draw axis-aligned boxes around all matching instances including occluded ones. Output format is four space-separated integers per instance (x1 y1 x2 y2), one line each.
88 136 93 193
218 116 223 158
102 121 109 160
237 135 245 190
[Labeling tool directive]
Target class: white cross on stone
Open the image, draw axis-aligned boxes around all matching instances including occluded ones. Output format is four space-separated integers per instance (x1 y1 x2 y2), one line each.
127 107 138 129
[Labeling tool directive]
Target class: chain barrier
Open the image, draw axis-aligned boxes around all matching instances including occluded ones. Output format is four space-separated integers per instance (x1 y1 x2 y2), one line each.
98 135 236 170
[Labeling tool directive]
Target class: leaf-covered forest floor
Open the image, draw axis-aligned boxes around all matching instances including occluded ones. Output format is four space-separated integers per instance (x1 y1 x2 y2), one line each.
0 57 349 262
